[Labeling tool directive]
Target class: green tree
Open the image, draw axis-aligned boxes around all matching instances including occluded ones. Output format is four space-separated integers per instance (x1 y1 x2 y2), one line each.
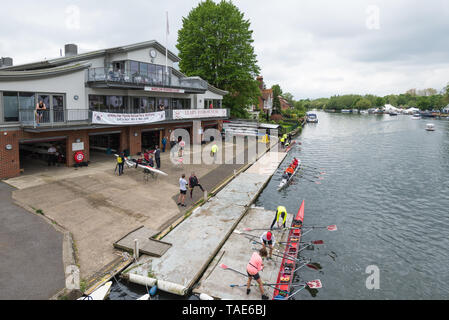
417 96 431 110
176 0 260 118
282 92 295 106
272 84 282 113
355 98 372 110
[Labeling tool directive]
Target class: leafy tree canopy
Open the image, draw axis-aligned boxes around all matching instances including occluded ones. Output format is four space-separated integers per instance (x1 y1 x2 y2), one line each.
176 0 260 117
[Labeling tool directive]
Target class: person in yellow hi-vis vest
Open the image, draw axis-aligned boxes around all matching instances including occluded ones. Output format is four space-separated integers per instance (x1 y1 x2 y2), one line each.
270 206 287 230
280 136 285 148
210 144 218 161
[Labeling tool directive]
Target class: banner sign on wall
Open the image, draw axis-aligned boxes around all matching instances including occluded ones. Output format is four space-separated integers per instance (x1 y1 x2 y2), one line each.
144 87 185 93
92 111 165 125
173 109 227 120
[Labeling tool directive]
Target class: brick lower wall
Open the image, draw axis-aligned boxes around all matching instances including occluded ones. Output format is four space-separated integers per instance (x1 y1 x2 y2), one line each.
0 120 223 179
0 130 21 179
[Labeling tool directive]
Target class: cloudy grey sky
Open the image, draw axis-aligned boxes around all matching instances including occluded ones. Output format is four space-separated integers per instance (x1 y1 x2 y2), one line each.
1 0 448 99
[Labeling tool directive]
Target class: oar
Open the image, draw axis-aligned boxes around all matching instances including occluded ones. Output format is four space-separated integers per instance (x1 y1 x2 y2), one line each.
219 264 248 278
298 175 322 184
220 264 289 294
288 279 323 299
278 240 324 245
244 225 337 232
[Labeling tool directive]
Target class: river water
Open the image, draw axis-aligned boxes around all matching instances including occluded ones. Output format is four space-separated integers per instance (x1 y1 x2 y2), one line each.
110 112 449 300
256 111 449 299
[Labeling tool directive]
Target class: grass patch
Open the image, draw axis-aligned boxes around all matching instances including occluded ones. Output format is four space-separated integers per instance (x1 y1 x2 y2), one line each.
35 209 44 215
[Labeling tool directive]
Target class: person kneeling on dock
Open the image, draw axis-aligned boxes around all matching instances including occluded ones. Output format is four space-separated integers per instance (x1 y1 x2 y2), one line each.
260 231 276 259
270 206 287 230
246 248 269 300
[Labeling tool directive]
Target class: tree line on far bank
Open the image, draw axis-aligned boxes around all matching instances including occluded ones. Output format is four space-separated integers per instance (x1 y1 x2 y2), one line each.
298 85 449 111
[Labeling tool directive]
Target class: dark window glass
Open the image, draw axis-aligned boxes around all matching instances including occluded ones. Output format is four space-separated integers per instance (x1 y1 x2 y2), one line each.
130 61 139 75
148 97 156 112
3 92 19 122
53 95 64 122
89 95 106 111
106 96 126 112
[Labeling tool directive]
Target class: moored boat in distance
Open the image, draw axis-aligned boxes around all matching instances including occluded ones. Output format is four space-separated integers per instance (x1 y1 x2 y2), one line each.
306 112 318 123
425 123 435 131
341 109 351 113
411 113 421 120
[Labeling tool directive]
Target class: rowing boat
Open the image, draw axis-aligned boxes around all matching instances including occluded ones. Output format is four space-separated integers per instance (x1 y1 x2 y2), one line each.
77 281 112 300
284 141 296 152
277 159 301 191
272 200 305 300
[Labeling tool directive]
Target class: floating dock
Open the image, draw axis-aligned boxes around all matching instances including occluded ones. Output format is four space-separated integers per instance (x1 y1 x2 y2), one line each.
125 150 287 295
193 207 293 300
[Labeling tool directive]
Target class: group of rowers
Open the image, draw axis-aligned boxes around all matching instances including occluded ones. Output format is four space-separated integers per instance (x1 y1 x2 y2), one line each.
281 157 299 180
245 206 289 300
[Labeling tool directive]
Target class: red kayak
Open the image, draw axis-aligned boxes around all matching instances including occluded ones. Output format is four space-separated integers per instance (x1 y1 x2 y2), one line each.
272 200 305 300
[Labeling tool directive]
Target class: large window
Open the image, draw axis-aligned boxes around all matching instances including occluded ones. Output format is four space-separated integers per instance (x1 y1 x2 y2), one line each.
106 96 127 113
89 95 106 111
3 92 19 122
172 98 191 110
53 95 64 122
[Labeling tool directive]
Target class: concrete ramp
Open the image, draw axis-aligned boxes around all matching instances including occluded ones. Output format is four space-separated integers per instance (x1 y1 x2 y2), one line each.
114 226 171 257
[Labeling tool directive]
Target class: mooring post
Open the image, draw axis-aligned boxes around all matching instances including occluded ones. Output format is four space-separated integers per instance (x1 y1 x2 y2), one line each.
134 239 140 260
204 190 208 202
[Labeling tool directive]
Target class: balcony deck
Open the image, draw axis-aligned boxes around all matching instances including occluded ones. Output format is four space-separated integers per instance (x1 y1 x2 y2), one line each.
87 67 208 93
18 108 230 130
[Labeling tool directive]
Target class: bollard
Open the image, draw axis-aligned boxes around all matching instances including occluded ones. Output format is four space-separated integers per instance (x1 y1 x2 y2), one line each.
134 239 139 260
204 190 208 202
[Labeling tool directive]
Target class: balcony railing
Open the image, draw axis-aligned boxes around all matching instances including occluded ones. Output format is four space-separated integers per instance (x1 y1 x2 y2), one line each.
18 108 229 128
87 67 208 91
19 109 90 127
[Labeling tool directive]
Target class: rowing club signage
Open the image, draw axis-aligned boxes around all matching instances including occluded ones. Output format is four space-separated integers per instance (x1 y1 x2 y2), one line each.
173 109 227 120
92 111 165 125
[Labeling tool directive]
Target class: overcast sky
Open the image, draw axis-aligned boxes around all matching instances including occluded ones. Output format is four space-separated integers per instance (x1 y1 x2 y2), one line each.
1 0 448 99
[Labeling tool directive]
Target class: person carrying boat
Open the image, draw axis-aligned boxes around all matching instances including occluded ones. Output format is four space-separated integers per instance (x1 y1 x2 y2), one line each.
246 248 269 300
260 231 276 259
270 206 287 230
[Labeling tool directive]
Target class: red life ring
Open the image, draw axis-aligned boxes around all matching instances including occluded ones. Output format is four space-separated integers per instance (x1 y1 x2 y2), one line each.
74 151 85 163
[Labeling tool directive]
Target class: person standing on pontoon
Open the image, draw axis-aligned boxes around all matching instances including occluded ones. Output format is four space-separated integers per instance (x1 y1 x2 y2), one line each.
270 206 287 230
246 248 269 300
260 231 276 260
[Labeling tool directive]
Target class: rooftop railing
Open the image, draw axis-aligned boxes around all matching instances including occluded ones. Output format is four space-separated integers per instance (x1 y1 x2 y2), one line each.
87 67 208 91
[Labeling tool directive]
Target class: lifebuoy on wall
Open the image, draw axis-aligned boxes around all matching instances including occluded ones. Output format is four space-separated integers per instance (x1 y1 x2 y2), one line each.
74 151 85 163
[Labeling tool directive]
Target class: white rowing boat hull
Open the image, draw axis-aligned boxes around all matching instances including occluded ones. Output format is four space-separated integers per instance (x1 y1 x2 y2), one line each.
277 160 301 191
115 154 168 176
78 281 112 300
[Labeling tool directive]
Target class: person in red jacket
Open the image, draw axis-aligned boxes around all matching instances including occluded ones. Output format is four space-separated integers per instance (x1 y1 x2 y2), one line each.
246 248 269 300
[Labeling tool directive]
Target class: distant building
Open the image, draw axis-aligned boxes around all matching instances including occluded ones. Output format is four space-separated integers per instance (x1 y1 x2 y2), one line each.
247 76 273 119
279 96 293 111
442 104 449 113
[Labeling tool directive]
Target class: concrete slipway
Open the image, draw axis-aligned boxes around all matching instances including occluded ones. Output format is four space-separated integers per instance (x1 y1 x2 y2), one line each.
126 150 288 295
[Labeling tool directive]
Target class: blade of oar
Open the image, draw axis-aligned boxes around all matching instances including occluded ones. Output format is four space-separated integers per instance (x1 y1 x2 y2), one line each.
288 279 323 300
219 264 247 278
279 240 324 245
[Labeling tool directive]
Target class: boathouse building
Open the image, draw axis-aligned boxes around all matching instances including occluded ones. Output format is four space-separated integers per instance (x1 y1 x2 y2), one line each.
0 41 228 179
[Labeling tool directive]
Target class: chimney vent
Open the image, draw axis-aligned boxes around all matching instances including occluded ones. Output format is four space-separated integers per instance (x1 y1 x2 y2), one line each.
0 57 13 68
64 44 78 57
